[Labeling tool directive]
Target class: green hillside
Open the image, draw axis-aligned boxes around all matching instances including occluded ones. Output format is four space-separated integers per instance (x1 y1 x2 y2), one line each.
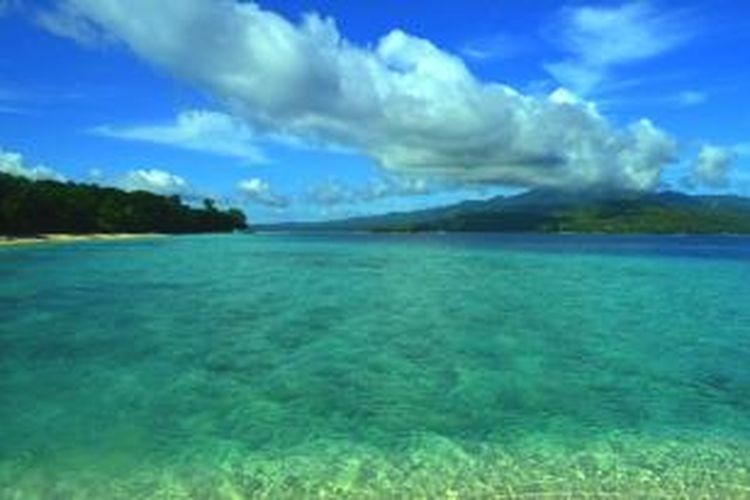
260 189 750 234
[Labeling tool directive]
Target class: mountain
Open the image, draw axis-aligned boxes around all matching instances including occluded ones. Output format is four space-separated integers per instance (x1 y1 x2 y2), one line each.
258 189 750 234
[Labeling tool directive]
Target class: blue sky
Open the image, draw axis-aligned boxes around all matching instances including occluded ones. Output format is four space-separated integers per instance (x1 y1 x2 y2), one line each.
0 0 748 222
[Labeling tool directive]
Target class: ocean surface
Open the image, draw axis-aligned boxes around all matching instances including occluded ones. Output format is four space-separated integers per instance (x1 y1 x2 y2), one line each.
1 233 749 498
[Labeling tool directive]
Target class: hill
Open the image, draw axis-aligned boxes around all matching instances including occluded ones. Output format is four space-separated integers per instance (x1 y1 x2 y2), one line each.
258 189 750 234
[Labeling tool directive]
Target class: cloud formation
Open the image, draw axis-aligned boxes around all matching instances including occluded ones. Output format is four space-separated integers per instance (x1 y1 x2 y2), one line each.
237 178 289 208
35 3 111 47
546 2 693 95
673 90 707 107
307 176 434 207
119 168 190 195
0 145 217 202
94 109 266 163
47 0 681 192
0 148 66 181
689 145 736 189
460 33 526 62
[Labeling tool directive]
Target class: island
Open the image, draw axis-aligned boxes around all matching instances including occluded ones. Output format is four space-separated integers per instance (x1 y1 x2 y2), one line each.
0 172 247 238
258 189 750 234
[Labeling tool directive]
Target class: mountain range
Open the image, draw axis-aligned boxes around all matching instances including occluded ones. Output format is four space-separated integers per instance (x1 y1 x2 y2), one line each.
257 189 750 234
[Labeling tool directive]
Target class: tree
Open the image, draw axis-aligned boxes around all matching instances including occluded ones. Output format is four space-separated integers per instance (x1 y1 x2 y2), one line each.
0 172 249 235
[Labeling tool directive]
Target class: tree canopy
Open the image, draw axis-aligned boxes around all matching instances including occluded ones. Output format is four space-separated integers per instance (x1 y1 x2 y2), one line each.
0 172 247 235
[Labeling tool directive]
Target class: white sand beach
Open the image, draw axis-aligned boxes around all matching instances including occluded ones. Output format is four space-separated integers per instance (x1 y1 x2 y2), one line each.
0 233 166 247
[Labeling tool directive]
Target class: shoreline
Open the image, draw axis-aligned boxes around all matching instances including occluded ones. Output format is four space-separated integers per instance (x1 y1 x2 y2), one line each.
0 233 166 247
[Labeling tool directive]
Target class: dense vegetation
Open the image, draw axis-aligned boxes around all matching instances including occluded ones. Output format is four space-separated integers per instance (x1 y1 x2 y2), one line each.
0 172 247 235
260 189 750 234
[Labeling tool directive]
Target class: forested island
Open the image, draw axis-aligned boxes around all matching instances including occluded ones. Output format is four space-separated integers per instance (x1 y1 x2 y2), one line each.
0 172 247 235
5 169 750 237
260 189 750 234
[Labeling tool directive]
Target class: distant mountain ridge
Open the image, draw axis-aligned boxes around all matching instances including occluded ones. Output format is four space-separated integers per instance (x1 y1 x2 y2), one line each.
258 189 750 234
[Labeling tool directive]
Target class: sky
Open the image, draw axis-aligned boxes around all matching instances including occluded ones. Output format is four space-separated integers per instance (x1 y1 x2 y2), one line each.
0 0 748 222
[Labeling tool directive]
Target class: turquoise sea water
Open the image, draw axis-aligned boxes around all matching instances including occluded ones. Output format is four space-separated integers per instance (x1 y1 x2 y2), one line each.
1 234 749 498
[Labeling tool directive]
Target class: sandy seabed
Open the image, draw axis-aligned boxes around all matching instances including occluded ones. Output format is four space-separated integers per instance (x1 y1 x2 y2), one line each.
2 234 749 499
2 435 749 499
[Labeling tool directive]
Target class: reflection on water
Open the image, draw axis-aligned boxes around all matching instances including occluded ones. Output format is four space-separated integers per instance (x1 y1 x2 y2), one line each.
1 234 749 497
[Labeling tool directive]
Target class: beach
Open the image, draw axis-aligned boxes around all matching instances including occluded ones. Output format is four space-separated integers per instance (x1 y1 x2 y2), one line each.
0 233 166 247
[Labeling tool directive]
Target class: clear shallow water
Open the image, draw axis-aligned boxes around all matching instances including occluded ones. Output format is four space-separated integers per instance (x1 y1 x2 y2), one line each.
1 233 749 498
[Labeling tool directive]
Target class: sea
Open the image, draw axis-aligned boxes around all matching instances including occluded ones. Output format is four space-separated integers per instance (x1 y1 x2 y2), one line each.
1 233 749 498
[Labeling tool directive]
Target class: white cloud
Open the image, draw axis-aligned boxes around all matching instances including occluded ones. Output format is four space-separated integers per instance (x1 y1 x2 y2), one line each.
119 168 190 195
0 148 66 181
308 175 435 206
0 147 200 198
546 2 694 95
366 176 432 199
93 109 266 163
53 0 681 192
237 178 288 207
35 3 110 47
689 145 736 189
674 90 707 107
306 179 353 207
86 167 104 182
460 33 526 61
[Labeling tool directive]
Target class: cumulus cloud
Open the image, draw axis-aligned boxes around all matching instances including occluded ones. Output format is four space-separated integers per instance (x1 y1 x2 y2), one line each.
306 179 353 207
237 178 288 208
0 146 200 199
0 148 66 181
688 145 736 189
119 168 190 195
546 2 694 95
49 0 680 192
307 176 434 206
93 109 266 163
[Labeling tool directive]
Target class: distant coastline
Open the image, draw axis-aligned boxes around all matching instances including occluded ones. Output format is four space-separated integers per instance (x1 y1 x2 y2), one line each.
258 189 750 235
0 233 166 247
